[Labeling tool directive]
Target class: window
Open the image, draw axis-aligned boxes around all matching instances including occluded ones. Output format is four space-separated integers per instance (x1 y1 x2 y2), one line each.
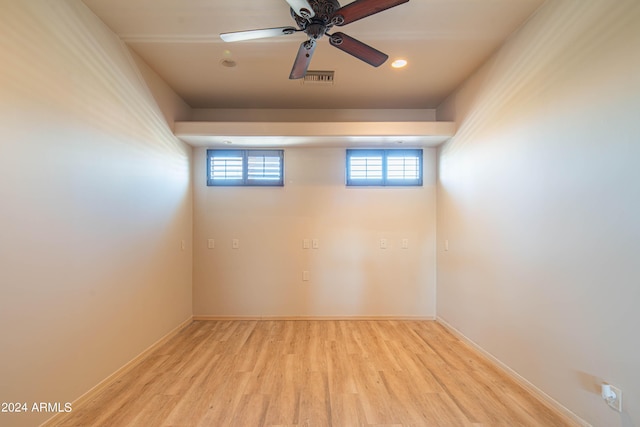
207 149 284 186
346 149 422 186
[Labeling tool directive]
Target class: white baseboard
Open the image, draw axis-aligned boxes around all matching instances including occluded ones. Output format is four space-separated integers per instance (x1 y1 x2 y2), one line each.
41 316 193 427
193 315 436 321
436 316 590 427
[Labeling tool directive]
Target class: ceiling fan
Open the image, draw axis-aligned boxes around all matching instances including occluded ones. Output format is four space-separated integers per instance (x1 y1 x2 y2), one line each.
220 0 410 79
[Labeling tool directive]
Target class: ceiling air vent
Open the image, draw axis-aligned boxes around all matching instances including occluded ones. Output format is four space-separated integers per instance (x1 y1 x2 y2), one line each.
302 70 335 85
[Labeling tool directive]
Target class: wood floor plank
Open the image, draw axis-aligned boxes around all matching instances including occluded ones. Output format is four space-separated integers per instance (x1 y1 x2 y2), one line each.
349 354 401 425
194 371 253 427
418 392 476 427
326 340 358 395
329 392 366 427
48 320 577 427
225 393 269 426
384 340 443 393
126 394 180 427
298 371 332 427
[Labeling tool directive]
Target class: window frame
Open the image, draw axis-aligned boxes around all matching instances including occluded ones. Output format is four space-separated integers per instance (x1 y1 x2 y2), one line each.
207 149 284 187
346 148 423 187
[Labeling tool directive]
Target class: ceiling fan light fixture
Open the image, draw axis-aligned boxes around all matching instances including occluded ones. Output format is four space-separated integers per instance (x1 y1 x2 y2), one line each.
391 59 408 69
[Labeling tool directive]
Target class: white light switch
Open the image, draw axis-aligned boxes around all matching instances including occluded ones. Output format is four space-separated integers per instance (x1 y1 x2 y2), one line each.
302 271 310 281
312 239 319 249
380 238 387 249
445 240 449 251
181 240 186 251
232 239 239 249
208 239 215 249
303 239 310 249
401 238 409 249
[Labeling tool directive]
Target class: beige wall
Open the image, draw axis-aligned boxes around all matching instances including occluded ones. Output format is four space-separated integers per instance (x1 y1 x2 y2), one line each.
193 147 437 317
436 1 640 426
0 2 192 426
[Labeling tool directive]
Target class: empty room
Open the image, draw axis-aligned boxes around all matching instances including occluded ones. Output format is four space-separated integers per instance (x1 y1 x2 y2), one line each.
1 0 638 426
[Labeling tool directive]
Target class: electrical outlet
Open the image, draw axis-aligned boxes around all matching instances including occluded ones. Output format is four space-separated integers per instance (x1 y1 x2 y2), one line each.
312 239 319 249
232 239 239 249
602 383 622 412
380 238 387 249
303 239 310 249
208 239 215 249
401 238 409 249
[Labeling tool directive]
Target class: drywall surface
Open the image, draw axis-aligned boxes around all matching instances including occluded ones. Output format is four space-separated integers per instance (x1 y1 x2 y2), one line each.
436 1 640 426
193 147 436 318
131 50 192 129
0 2 192 426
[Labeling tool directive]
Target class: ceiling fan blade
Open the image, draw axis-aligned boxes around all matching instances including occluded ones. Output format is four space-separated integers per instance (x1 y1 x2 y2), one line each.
220 26 297 42
331 0 409 26
329 32 388 67
284 0 315 19
289 40 317 79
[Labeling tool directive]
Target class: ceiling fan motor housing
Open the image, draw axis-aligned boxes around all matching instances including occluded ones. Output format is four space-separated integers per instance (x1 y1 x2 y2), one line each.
291 0 341 36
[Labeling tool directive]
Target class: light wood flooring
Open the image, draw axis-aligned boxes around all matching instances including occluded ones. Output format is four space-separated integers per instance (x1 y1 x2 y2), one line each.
51 320 575 426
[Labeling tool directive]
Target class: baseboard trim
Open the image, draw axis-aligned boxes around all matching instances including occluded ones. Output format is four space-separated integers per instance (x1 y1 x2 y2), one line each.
41 316 193 427
193 315 436 321
436 316 590 427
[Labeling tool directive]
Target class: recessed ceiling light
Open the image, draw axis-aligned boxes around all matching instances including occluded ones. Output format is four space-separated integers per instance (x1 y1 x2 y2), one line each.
391 59 408 69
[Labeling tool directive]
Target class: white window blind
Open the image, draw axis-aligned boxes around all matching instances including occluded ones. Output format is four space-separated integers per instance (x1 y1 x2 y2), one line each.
387 155 420 180
346 149 422 186
247 152 283 183
207 149 284 186
349 156 383 180
211 155 243 180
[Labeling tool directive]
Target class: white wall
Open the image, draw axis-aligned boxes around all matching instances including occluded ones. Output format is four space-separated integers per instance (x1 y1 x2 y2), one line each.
436 1 640 426
193 147 436 318
0 2 192 426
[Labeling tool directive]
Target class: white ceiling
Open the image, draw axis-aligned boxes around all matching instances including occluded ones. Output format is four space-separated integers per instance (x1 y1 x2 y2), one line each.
82 0 544 110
